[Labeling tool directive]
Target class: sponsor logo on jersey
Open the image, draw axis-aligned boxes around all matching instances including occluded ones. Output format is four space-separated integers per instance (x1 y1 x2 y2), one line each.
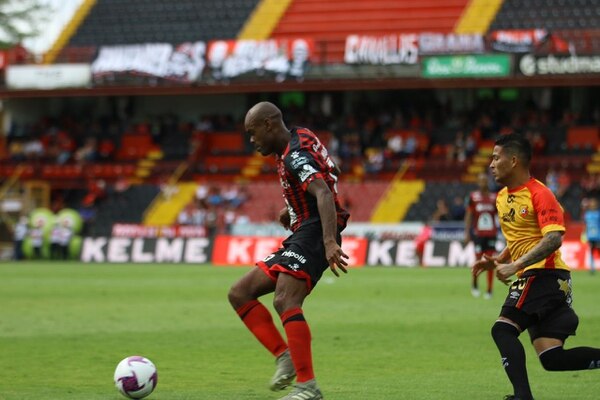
519 205 529 217
282 249 307 264
298 164 318 182
290 155 310 169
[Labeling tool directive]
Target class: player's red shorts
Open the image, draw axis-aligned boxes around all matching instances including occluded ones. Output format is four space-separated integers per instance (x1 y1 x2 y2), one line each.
256 222 343 292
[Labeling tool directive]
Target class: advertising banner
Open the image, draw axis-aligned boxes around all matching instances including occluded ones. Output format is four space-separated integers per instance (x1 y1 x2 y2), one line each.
211 235 368 267
418 33 484 55
206 38 313 80
80 237 212 263
490 29 549 53
112 223 206 238
518 54 600 76
6 63 92 89
422 54 511 78
78 234 591 270
91 41 206 82
344 34 418 65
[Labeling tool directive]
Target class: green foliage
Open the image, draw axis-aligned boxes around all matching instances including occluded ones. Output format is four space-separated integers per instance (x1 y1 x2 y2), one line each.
0 0 48 47
0 264 598 399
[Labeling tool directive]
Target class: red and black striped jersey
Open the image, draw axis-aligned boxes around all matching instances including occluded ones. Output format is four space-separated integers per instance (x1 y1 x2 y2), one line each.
276 127 350 232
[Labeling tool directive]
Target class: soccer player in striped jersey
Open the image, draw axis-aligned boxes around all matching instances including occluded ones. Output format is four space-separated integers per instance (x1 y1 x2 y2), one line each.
465 172 498 299
472 133 600 400
228 102 350 400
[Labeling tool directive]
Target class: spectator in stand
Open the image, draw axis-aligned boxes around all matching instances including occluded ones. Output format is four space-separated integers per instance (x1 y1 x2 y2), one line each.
13 215 28 261
545 167 559 195
386 133 403 159
177 202 195 225
430 199 451 222
50 222 62 260
403 133 418 158
29 219 44 259
58 219 74 260
556 167 571 200
450 195 466 221
74 137 98 163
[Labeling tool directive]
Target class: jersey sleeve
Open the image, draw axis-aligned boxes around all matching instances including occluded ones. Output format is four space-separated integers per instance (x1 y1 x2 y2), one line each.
532 186 565 235
284 150 325 191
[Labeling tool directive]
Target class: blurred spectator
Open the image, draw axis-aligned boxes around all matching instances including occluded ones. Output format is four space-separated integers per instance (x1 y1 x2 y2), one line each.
546 167 559 195
13 216 28 261
50 222 62 260
29 219 44 259
450 196 466 221
430 199 451 222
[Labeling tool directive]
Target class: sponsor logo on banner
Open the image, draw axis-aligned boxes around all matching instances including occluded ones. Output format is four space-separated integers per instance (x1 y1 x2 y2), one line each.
344 34 418 65
111 223 206 238
519 54 600 76
418 33 484 55
211 235 367 267
80 237 211 263
490 29 549 53
92 41 206 82
207 38 313 81
6 64 92 89
422 55 511 78
366 240 475 267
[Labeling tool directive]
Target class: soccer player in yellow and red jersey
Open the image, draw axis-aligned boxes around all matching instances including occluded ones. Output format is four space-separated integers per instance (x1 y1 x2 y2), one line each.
472 133 600 400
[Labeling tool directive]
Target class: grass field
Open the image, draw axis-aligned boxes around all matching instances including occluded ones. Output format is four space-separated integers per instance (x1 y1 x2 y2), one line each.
0 263 599 400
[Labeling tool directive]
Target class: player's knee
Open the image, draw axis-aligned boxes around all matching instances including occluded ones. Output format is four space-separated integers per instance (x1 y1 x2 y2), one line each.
227 283 247 308
539 347 563 371
491 321 519 342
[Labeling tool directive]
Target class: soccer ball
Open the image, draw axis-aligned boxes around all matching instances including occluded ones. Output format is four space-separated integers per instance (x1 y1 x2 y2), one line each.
114 356 158 399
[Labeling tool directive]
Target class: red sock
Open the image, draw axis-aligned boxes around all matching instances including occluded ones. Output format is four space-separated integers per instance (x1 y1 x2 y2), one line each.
236 300 287 357
281 307 314 383
487 268 494 293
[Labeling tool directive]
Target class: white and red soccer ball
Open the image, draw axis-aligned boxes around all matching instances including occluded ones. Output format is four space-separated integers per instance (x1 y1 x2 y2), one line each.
114 356 158 399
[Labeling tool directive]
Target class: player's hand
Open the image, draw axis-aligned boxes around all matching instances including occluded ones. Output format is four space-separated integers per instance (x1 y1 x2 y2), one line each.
471 254 496 278
278 207 290 230
325 240 349 277
463 233 471 245
495 262 519 285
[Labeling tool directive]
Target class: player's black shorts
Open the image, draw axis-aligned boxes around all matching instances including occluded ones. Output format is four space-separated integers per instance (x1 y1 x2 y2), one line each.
474 236 496 255
500 269 579 342
256 222 343 292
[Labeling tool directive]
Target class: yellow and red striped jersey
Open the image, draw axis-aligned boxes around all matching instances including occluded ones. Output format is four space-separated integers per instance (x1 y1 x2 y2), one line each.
496 177 569 275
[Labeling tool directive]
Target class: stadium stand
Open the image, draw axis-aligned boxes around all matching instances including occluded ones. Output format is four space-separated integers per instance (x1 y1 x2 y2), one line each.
89 184 160 236
270 0 470 63
490 0 600 31
68 0 260 46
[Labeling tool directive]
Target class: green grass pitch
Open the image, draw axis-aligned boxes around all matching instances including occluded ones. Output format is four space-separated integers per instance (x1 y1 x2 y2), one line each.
0 263 599 399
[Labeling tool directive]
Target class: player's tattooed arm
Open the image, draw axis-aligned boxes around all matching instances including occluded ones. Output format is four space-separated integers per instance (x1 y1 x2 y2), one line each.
513 231 563 270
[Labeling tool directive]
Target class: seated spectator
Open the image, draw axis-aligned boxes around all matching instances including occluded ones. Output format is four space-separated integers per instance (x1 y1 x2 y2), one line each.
546 167 559 195
430 199 451 222
450 196 466 221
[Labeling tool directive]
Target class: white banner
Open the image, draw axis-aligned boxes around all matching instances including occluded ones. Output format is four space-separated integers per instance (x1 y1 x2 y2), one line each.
344 34 419 65
207 38 312 80
6 63 91 89
418 33 484 55
92 41 205 82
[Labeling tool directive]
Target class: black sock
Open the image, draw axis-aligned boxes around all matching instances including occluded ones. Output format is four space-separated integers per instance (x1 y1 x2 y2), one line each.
540 346 600 371
491 321 534 400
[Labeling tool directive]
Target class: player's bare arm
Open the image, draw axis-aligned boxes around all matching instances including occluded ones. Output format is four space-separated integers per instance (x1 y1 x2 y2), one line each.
495 231 563 284
307 178 349 277
278 206 290 230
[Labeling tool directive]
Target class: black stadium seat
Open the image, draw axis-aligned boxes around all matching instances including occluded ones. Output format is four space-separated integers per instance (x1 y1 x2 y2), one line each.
69 0 260 46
